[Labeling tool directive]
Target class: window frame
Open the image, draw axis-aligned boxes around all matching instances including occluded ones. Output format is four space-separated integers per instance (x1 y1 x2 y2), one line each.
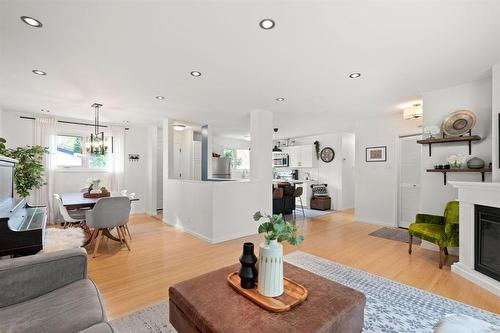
55 131 112 172
222 147 250 171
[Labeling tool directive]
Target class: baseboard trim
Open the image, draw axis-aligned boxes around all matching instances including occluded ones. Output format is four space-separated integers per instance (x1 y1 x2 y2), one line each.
162 219 256 244
451 262 500 297
355 216 395 227
163 220 213 243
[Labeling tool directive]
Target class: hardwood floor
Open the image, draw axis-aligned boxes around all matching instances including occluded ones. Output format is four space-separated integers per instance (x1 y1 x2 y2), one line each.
87 210 500 320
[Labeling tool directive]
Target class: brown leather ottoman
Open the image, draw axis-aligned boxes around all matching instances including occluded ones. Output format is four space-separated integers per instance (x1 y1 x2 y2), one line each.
169 262 366 333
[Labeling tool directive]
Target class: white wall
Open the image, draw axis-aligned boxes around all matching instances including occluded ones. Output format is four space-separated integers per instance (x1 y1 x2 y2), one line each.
1 112 34 148
291 133 343 209
157 126 163 209
492 64 500 182
163 110 273 243
355 114 422 225
124 126 149 213
0 111 150 213
341 133 355 209
421 78 492 215
0 107 3 138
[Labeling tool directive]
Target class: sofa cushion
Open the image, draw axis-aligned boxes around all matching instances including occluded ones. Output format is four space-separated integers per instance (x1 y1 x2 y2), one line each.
0 279 106 333
80 322 114 333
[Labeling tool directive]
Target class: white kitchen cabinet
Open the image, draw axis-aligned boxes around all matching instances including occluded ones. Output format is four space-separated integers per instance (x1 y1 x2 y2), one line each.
286 145 317 168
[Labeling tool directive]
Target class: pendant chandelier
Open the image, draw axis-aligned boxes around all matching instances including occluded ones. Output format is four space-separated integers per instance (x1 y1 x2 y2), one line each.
86 103 108 155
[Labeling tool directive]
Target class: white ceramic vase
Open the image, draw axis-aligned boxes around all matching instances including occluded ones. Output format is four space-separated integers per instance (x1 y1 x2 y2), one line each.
257 239 284 297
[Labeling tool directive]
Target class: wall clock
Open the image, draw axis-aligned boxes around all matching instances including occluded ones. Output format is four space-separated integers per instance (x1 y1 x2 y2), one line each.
320 147 335 163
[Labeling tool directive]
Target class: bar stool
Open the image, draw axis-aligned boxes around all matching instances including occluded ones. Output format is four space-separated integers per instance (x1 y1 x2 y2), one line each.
272 187 284 215
293 187 305 219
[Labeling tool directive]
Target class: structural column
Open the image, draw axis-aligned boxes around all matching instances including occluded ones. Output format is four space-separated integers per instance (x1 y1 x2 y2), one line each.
250 109 273 182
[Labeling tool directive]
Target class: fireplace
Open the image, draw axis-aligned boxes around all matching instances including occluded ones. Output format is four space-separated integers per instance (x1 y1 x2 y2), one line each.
475 205 500 282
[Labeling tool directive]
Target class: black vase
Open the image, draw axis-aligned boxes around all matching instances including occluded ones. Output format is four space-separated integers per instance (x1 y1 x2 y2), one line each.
239 242 258 289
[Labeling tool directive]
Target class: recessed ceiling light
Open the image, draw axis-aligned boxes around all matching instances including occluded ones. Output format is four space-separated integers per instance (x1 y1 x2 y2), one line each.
173 124 186 131
32 69 47 75
259 19 275 30
244 135 251 141
275 97 285 102
155 95 165 100
20 16 42 28
190 71 202 77
348 72 361 79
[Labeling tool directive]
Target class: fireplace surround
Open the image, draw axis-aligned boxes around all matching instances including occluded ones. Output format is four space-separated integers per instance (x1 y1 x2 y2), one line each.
449 181 500 296
475 205 500 282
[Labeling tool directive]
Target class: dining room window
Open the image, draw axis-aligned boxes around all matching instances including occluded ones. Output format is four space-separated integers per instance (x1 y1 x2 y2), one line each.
56 134 110 170
56 135 83 167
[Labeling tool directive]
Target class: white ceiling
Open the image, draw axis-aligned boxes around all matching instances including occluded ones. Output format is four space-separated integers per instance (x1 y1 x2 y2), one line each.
1 1 500 139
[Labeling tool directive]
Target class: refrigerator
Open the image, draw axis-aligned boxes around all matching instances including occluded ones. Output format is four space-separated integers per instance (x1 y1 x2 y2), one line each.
212 157 231 179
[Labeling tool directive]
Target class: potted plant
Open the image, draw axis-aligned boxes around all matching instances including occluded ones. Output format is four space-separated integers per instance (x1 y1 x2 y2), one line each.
253 211 304 297
3 144 48 198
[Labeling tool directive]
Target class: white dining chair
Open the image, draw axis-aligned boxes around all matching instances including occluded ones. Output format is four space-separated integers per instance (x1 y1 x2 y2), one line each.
85 197 131 257
118 190 133 240
53 194 86 229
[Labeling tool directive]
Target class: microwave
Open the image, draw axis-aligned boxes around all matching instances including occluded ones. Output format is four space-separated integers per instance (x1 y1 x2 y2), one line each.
272 153 289 167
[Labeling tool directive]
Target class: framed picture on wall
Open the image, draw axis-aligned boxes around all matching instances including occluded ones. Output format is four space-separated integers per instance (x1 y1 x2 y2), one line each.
366 146 387 162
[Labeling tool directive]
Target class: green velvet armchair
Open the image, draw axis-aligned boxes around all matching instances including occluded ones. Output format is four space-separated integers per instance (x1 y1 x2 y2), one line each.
408 201 459 269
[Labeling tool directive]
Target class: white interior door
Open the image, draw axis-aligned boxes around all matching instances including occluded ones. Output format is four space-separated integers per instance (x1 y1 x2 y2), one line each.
173 143 182 179
192 141 201 180
398 135 422 228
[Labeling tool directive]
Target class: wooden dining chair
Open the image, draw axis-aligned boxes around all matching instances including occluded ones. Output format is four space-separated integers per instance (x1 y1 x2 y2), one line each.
85 197 131 257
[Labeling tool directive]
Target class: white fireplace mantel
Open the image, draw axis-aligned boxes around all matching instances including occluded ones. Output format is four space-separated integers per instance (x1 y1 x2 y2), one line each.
449 181 500 296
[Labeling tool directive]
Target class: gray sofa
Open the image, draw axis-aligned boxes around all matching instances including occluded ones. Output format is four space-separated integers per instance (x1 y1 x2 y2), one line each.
0 248 113 333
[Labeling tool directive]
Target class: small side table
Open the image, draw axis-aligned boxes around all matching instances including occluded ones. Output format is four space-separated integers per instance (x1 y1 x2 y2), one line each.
169 262 366 333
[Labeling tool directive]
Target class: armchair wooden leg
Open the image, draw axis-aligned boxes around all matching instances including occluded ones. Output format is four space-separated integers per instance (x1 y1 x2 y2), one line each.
444 247 448 256
439 247 444 269
93 229 103 258
408 235 413 254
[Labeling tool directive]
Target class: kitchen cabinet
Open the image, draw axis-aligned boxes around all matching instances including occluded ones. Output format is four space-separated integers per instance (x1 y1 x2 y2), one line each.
285 145 317 168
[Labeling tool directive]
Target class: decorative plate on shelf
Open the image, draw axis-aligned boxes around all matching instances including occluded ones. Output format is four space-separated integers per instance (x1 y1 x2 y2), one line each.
442 110 477 136
320 147 335 163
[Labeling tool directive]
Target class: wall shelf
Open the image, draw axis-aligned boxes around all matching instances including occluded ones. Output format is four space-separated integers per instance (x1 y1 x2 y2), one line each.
426 168 492 185
417 132 481 157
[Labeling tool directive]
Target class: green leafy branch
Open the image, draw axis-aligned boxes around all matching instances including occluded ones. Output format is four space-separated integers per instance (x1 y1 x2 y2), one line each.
3 144 49 198
253 211 304 246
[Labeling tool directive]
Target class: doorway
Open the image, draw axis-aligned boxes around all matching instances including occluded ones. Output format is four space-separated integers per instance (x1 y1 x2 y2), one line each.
398 134 422 228
173 143 183 179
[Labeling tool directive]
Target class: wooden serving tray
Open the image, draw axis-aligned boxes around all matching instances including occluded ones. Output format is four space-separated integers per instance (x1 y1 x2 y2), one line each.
83 192 110 198
227 272 308 312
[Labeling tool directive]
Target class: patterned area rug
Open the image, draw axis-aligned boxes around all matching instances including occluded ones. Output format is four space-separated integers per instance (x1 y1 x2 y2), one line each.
110 251 500 333
369 226 422 245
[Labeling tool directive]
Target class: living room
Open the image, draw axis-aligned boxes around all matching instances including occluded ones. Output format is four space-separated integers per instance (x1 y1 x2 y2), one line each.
0 1 500 332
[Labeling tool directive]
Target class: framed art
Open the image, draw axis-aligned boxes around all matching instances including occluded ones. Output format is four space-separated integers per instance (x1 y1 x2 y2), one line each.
366 146 387 162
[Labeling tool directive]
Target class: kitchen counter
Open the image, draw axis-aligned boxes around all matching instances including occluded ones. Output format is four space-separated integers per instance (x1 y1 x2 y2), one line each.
272 179 303 185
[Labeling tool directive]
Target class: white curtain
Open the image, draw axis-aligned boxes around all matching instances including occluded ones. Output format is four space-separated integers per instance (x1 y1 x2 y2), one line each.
110 126 125 192
32 117 57 223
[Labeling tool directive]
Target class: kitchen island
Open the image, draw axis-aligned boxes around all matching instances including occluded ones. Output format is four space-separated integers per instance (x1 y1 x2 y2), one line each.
272 180 297 215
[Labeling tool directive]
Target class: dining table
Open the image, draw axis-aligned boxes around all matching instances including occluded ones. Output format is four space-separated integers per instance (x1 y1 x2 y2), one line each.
59 192 139 210
59 192 139 244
